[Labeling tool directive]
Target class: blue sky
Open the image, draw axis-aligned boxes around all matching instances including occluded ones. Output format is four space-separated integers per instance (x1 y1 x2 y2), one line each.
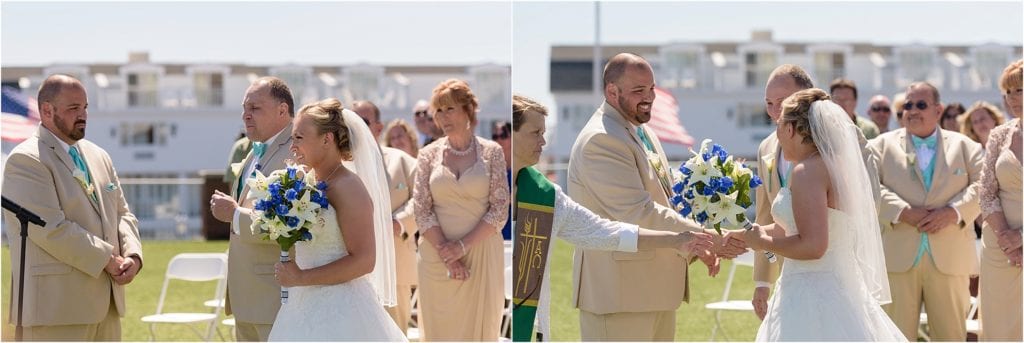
1 1 512 66
514 1 1024 108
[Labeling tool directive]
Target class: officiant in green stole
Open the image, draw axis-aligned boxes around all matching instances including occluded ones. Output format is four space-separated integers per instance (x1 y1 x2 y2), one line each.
510 95 718 341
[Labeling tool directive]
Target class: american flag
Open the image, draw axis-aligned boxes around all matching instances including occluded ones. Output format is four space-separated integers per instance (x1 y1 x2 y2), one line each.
2 86 40 143
649 86 694 148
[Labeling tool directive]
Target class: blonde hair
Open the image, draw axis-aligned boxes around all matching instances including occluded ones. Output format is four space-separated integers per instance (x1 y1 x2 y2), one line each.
959 101 1006 143
430 79 479 125
296 98 353 160
380 118 419 157
781 88 832 145
1000 59 1023 94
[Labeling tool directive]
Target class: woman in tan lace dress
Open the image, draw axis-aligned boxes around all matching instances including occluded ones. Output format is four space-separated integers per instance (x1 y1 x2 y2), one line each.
977 59 1023 341
413 79 509 341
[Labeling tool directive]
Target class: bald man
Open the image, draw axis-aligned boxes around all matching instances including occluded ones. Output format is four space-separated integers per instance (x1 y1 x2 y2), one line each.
3 74 143 340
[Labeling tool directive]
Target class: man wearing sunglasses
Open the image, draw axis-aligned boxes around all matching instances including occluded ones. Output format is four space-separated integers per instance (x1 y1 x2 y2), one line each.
412 99 442 147
870 82 984 341
830 78 881 139
867 95 893 134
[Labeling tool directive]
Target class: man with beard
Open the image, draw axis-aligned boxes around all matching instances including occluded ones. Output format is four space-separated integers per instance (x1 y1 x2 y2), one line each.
566 53 746 341
2 74 143 340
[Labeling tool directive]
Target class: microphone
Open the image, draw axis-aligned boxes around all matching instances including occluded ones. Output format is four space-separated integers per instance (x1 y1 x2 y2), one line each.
2 196 46 227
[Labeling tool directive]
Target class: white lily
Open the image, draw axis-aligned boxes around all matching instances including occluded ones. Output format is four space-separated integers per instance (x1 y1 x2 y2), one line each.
690 193 712 216
246 170 271 201
287 191 321 223
72 169 96 196
699 138 713 154
708 191 747 227
685 157 723 187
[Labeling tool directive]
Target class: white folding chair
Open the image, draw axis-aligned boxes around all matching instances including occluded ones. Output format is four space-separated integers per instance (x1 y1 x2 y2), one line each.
704 251 756 341
140 253 228 341
407 287 421 341
918 296 979 341
501 265 513 340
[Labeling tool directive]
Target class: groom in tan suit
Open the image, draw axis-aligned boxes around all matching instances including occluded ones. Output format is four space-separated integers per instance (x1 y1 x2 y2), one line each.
353 100 419 334
3 74 143 340
567 53 746 341
210 77 296 341
870 82 983 341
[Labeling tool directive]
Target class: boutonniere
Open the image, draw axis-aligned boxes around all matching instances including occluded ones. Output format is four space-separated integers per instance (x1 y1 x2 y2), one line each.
105 182 118 192
763 153 776 175
907 152 916 166
72 169 96 196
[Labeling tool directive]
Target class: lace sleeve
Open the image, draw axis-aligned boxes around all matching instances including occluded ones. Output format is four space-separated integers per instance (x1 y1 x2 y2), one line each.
978 120 1017 217
553 184 636 251
480 139 510 231
413 144 440 231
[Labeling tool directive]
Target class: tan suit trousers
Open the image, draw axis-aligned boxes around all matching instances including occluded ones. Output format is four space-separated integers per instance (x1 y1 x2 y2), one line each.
579 309 675 341
884 255 969 341
24 299 119 341
235 321 272 342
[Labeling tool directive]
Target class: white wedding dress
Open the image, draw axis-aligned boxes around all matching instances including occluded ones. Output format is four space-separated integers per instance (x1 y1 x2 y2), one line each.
755 188 906 341
268 207 407 342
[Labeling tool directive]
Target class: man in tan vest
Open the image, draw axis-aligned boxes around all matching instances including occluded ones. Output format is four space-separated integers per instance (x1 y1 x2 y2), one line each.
870 82 983 340
567 53 747 341
2 74 144 340
353 100 419 335
210 77 296 341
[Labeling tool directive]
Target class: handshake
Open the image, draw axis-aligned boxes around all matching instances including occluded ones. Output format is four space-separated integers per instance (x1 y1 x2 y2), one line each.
674 229 749 277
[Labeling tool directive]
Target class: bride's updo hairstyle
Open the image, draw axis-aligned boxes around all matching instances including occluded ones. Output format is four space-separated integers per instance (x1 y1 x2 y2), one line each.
297 98 353 161
781 88 831 146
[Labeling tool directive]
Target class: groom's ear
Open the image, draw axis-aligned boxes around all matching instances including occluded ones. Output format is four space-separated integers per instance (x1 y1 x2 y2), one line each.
605 82 618 100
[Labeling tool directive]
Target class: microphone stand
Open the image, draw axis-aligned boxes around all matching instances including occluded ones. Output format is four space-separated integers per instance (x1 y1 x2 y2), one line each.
2 196 46 341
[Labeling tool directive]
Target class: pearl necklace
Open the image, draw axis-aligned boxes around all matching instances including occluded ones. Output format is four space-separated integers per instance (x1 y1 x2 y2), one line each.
447 138 476 157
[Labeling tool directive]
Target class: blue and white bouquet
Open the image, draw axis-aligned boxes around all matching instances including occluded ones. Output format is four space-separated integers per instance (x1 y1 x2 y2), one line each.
670 139 763 235
246 163 330 303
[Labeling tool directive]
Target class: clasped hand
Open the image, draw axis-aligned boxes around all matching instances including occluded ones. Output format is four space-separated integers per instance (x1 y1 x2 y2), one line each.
994 228 1023 266
105 254 140 285
684 230 749 277
901 206 958 233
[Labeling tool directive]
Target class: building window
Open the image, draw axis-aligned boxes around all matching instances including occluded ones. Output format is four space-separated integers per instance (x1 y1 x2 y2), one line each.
345 68 382 103
271 67 312 103
127 73 159 107
193 72 224 107
735 102 772 128
745 51 778 88
472 68 510 107
663 50 702 89
121 122 172 146
813 52 846 86
971 48 1010 91
896 49 936 87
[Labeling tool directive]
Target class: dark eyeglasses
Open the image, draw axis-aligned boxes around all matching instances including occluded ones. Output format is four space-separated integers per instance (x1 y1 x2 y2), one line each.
902 100 932 111
870 105 891 113
414 110 430 118
492 132 509 140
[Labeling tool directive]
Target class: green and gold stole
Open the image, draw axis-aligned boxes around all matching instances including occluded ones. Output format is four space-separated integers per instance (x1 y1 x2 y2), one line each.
512 167 556 342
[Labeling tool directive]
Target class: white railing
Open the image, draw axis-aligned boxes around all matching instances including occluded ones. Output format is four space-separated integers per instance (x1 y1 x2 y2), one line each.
119 177 205 239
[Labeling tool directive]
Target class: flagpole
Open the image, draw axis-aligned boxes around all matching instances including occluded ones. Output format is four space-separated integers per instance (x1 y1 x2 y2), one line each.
592 1 602 105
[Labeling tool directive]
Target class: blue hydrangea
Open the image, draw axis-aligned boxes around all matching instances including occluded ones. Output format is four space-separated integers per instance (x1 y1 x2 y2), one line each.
680 203 693 216
684 189 695 199
696 211 709 224
707 177 721 190
301 231 313 241
293 180 305 192
268 182 281 194
277 203 289 214
285 216 300 228
287 167 298 179
316 181 328 191
718 176 734 193
701 185 716 196
671 194 684 207
285 189 298 201
702 152 712 162
679 165 692 175
750 175 763 188
672 182 685 194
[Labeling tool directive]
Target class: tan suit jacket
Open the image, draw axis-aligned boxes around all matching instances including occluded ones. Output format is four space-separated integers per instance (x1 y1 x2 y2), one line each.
382 146 418 286
567 102 702 314
870 128 983 275
2 127 143 326
225 124 293 324
752 130 881 284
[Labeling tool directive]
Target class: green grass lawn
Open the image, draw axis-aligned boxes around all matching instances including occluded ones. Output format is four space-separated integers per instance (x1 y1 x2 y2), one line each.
2 240 231 341
547 239 762 341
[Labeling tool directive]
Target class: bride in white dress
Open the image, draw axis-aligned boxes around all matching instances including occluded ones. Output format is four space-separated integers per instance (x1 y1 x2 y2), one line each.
267 98 406 341
734 89 906 341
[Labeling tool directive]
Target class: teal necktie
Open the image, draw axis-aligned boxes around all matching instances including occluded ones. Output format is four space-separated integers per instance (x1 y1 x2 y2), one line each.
636 127 654 152
237 143 267 197
910 134 938 268
69 146 96 201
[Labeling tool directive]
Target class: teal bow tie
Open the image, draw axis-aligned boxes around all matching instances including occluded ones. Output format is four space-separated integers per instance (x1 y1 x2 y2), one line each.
912 135 937 149
253 142 267 158
636 127 654 152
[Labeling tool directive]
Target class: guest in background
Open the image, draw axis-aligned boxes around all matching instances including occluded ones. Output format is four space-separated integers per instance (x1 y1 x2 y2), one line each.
412 99 443 147
492 120 513 241
942 102 966 132
893 92 908 129
381 118 420 158
830 78 880 139
223 131 252 186
413 79 508 341
976 59 1022 341
868 94 894 134
960 101 1006 148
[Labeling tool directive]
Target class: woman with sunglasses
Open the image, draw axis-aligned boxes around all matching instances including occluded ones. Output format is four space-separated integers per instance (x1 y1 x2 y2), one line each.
976 59 1023 341
941 102 966 132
